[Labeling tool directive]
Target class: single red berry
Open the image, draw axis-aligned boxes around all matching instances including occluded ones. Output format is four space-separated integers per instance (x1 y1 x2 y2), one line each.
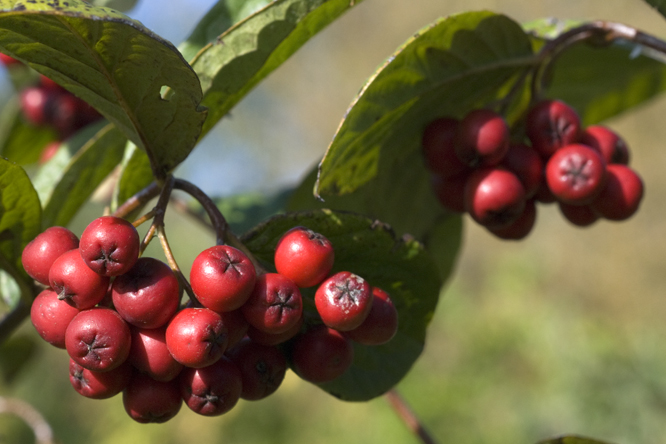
128 326 183 382
19 86 56 126
69 359 132 399
49 249 110 310
274 227 335 288
526 99 581 158
179 356 242 416
291 325 354 383
242 273 303 335
123 371 182 424
65 307 131 372
247 315 303 346
111 257 180 329
315 271 373 332
464 167 526 229
190 245 256 312
21 226 79 286
454 109 510 167
591 164 644 221
421 117 471 178
500 143 544 198
165 307 228 368
580 125 630 165
79 215 140 277
430 172 468 213
30 288 81 349
227 338 287 401
545 144 607 205
488 198 537 240
558 202 599 227
220 309 249 349
345 287 398 346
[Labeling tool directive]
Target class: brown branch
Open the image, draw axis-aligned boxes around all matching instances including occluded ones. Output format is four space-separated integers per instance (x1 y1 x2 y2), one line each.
157 226 200 307
385 389 437 444
173 179 228 245
112 181 160 219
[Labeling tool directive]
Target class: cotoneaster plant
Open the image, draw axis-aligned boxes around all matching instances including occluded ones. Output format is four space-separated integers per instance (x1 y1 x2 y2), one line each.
0 2 664 444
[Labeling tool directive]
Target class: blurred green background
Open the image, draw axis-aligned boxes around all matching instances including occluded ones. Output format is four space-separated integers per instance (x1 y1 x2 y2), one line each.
3 0 666 443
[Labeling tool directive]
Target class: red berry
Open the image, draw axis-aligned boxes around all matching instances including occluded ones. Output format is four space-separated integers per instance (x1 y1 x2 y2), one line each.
242 273 303 335
165 307 228 368
580 125 630 165
488 198 537 240
545 144 606 205
500 143 544 198
21 226 79 286
464 167 526 229
20 87 55 126
246 315 303 346
526 99 581 158
345 287 398 346
79 215 140 277
430 172 468 213
454 109 510 167
190 245 256 312
48 249 110 310
315 271 373 332
219 309 249 349
590 164 644 221
111 257 180 329
65 307 131 372
421 117 470 177
128 326 183 382
69 359 132 399
227 338 287 401
0 53 20 66
30 288 81 348
291 325 354 383
558 202 599 227
123 372 182 423
274 227 335 288
179 356 242 416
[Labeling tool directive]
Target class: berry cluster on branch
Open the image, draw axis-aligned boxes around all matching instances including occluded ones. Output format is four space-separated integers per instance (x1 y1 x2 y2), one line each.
422 99 644 239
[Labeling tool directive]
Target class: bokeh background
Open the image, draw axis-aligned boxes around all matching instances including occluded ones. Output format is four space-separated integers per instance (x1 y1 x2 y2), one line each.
2 0 666 443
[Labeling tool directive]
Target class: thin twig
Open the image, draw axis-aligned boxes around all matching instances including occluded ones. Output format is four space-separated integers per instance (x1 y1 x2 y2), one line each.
112 181 160 219
0 397 54 444
173 179 228 245
157 226 201 307
385 389 437 444
132 208 156 228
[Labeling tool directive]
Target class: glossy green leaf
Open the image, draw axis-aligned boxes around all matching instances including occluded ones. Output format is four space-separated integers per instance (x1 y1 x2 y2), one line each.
0 158 41 278
537 436 616 444
111 142 153 215
643 0 666 20
191 0 364 139
86 0 138 12
0 0 206 177
32 122 126 227
0 96 57 165
242 209 441 401
179 0 274 62
315 11 534 197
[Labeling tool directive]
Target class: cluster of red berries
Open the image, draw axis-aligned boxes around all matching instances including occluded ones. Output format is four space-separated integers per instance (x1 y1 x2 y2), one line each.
23 219 398 423
0 53 102 162
422 100 644 239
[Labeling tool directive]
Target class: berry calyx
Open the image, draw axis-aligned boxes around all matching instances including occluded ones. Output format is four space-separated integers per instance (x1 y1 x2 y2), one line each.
314 271 373 332
242 273 303 335
545 144 606 205
79 215 140 277
274 226 335 288
165 307 229 368
179 356 243 416
69 360 132 400
526 99 581 158
190 245 256 313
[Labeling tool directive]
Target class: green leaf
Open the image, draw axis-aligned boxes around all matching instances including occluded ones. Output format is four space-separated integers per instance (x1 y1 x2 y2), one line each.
544 41 666 126
315 11 534 197
0 96 57 165
207 188 292 234
43 124 126 227
643 0 666 21
191 0 364 139
0 269 19 311
0 334 35 384
86 0 138 13
111 142 153 215
0 0 206 176
242 209 441 401
537 436 616 444
179 0 274 62
0 158 41 278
